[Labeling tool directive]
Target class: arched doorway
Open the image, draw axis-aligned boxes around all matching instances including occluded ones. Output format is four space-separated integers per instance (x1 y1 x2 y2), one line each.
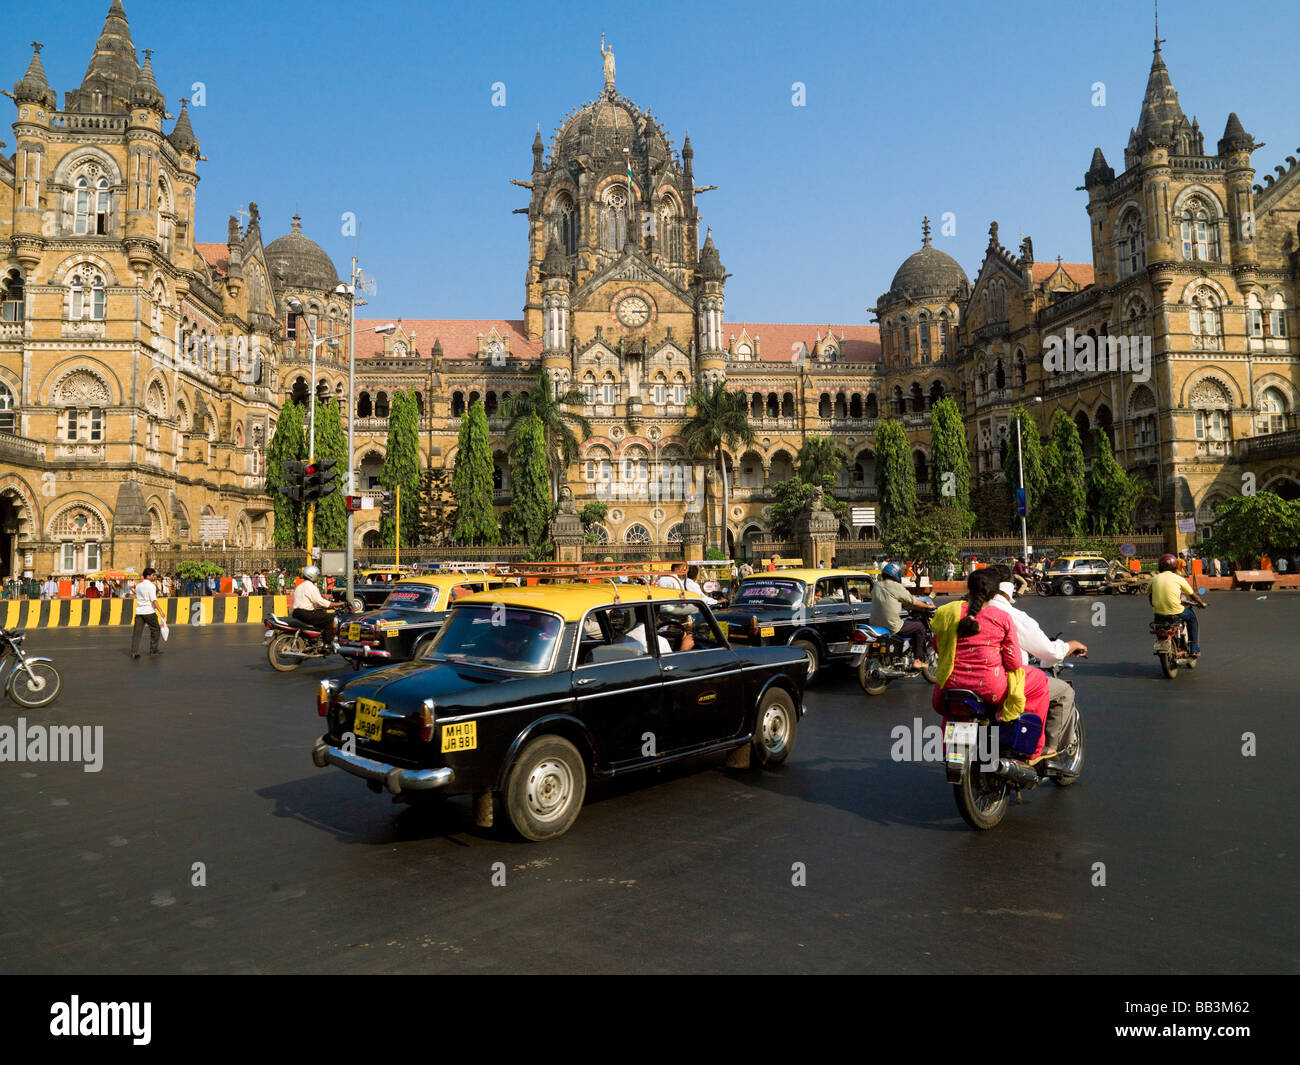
0 490 29 580
362 529 382 548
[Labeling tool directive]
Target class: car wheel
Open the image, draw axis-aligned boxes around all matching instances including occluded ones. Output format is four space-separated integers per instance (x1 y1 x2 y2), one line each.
504 735 587 842
411 633 436 660
350 597 364 614
752 689 798 766
1058 579 1078 596
791 639 819 684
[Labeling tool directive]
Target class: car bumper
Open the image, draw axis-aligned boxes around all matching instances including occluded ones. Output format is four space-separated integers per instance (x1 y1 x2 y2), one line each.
312 739 453 794
336 642 392 660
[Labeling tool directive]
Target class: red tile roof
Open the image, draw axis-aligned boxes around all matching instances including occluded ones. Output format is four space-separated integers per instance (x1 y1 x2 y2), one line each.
195 243 229 277
723 322 882 364
354 319 544 359
1031 261 1094 288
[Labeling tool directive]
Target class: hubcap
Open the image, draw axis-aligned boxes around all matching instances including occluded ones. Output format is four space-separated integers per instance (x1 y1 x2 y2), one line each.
525 758 572 822
761 705 788 751
804 650 816 678
23 671 47 693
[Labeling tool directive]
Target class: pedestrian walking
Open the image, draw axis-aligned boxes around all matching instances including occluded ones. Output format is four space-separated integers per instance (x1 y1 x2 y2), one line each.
131 567 163 659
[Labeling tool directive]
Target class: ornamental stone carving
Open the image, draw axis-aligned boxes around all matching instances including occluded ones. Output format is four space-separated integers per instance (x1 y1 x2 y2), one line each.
53 369 111 406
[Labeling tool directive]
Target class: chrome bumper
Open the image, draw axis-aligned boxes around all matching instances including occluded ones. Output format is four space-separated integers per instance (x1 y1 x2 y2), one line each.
312 740 453 794
337 642 392 660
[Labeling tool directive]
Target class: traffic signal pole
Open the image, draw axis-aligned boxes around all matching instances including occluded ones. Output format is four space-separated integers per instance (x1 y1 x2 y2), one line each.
395 484 400 569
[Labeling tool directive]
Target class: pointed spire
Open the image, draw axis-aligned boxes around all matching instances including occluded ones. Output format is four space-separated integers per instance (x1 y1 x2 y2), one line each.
432 338 444 356
13 42 56 109
77 0 139 110
168 96 199 155
697 228 725 281
921 216 932 247
131 48 165 112
291 213 303 234
541 232 568 278
1085 146 1114 188
1218 111 1256 156
1135 28 1188 148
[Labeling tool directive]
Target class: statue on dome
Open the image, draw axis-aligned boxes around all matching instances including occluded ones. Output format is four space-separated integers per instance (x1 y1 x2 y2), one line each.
601 34 616 94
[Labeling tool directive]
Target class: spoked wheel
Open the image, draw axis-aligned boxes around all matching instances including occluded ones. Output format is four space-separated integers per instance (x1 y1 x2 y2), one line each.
954 763 1011 830
1159 652 1178 679
8 661 63 708
1052 711 1085 786
752 689 798 766
858 655 888 696
268 632 303 672
920 647 939 685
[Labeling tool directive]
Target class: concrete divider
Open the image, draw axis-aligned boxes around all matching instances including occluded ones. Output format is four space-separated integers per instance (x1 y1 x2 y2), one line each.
0 595 292 629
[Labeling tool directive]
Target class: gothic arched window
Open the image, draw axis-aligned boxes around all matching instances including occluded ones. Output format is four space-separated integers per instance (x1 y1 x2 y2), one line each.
1119 208 1145 277
1189 288 1221 348
1180 198 1219 261
1190 378 1231 442
0 268 24 323
1260 386 1288 434
601 186 629 252
0 382 15 434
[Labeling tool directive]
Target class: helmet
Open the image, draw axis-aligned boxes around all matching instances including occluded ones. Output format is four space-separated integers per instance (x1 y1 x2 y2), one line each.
881 563 901 582
1157 554 1177 572
301 565 321 582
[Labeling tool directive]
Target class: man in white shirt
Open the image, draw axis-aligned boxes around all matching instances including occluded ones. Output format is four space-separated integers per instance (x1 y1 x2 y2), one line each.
291 565 336 643
990 566 1086 757
130 566 162 658
41 577 58 600
656 563 716 605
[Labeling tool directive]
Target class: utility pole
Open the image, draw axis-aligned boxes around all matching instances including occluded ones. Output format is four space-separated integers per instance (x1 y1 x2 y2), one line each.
345 258 360 609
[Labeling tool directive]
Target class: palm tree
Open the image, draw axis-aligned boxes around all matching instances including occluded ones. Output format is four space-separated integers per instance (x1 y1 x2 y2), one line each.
797 435 847 489
681 381 755 555
501 369 591 501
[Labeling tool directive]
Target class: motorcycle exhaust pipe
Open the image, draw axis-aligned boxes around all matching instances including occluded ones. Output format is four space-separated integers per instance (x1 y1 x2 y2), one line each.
994 759 1040 787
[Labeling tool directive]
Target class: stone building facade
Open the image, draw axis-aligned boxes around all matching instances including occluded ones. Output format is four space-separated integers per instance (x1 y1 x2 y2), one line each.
3 6 1297 576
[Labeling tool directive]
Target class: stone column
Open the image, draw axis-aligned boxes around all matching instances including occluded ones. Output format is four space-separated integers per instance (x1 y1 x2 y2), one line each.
681 509 705 561
549 485 585 564
795 486 839 569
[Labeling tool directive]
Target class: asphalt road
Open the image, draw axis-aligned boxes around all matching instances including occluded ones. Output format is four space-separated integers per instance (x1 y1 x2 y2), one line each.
1 593 1295 974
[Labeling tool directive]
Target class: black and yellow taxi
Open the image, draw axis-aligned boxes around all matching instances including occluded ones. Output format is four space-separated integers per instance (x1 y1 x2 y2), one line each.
312 583 808 841
714 568 874 683
330 568 415 612
336 572 509 666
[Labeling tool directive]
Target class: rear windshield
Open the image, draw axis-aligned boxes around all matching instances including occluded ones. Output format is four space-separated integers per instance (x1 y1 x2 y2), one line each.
734 579 805 607
426 605 563 671
381 585 439 611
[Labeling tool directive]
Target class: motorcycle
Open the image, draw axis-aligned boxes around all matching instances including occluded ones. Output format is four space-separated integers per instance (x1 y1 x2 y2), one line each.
851 602 938 695
264 610 352 672
940 672 1085 830
1150 605 1201 678
0 627 63 708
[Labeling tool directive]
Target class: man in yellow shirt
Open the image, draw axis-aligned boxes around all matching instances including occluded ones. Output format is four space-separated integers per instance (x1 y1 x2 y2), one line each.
1150 554 1208 655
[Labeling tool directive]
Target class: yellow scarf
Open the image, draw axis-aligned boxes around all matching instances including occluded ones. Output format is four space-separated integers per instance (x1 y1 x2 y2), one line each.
931 600 1026 720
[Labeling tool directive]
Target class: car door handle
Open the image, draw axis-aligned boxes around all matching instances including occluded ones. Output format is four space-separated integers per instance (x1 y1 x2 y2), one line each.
575 677 594 686
662 664 676 672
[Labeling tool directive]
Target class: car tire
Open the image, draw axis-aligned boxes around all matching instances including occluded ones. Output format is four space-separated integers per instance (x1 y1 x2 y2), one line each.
791 639 819 684
1058 579 1078 597
267 632 302 672
504 735 587 842
752 689 798 766
411 633 436 660
350 597 364 614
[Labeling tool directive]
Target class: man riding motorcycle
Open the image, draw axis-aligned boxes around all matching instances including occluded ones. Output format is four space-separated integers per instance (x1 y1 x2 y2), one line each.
291 565 337 647
990 564 1087 760
871 563 935 669
1011 557 1032 596
1150 553 1207 656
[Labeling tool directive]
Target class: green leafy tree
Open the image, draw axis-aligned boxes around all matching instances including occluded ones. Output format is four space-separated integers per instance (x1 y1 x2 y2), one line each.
971 471 1011 535
416 467 455 545
379 390 422 548
310 399 349 548
767 479 850 540
881 503 966 566
929 397 974 533
1037 410 1086 535
1201 492 1300 565
500 370 591 501
1087 433 1142 535
875 419 917 530
502 413 553 546
1005 405 1046 531
265 398 305 549
681 382 756 554
579 500 609 545
451 401 499 545
797 436 846 489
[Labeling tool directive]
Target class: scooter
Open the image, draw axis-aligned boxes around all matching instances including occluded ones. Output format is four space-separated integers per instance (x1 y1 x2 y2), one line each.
0 627 63 708
850 601 938 695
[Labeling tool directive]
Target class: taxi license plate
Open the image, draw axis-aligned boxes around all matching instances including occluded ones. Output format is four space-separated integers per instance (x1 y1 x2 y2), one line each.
353 697 384 742
441 721 477 753
346 623 360 641
760 626 775 637
944 721 978 764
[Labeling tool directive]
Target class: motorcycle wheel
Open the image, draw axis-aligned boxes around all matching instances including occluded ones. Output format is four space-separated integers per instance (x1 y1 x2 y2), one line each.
268 632 303 672
921 647 939 685
858 655 888 696
1053 711 1085 786
954 765 1011 830
1159 652 1178 679
8 661 63 708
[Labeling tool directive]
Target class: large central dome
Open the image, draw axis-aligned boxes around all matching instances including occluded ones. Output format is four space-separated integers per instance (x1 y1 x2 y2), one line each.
266 214 340 292
889 228 969 301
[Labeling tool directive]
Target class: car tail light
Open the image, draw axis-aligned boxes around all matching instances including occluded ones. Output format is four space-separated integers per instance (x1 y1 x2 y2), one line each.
419 698 435 743
317 679 336 717
850 629 868 645
749 615 759 637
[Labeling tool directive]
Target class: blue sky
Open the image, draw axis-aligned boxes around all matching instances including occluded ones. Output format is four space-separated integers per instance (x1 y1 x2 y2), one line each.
7 0 1299 324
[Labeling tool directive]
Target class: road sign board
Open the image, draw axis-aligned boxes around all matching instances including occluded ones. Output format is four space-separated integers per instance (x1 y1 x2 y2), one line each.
1015 489 1026 517
851 506 876 526
1176 517 1196 534
1119 542 1136 556
198 515 228 541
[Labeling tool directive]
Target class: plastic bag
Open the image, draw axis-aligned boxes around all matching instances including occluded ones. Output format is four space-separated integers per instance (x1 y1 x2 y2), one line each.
159 617 170 642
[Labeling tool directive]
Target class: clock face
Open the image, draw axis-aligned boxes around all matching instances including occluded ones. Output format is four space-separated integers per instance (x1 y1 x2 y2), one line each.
616 295 650 328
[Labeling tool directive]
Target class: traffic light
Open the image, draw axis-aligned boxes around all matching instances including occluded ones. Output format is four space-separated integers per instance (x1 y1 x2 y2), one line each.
281 460 307 502
379 490 396 519
303 459 340 503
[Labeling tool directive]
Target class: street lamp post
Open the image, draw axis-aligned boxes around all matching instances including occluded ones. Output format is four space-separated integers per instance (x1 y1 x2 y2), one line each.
1015 396 1044 561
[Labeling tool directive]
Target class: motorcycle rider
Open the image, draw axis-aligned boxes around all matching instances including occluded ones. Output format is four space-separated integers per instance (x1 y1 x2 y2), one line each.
291 565 337 647
990 564 1086 759
1012 556 1032 596
1150 553 1207 656
871 563 935 669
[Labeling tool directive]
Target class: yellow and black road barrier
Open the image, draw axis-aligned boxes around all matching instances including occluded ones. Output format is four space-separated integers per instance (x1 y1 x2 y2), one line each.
0 595 293 629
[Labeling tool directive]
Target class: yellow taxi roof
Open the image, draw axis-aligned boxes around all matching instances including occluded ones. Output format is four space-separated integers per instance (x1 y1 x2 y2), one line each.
453 582 704 622
741 568 874 583
393 573 494 589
